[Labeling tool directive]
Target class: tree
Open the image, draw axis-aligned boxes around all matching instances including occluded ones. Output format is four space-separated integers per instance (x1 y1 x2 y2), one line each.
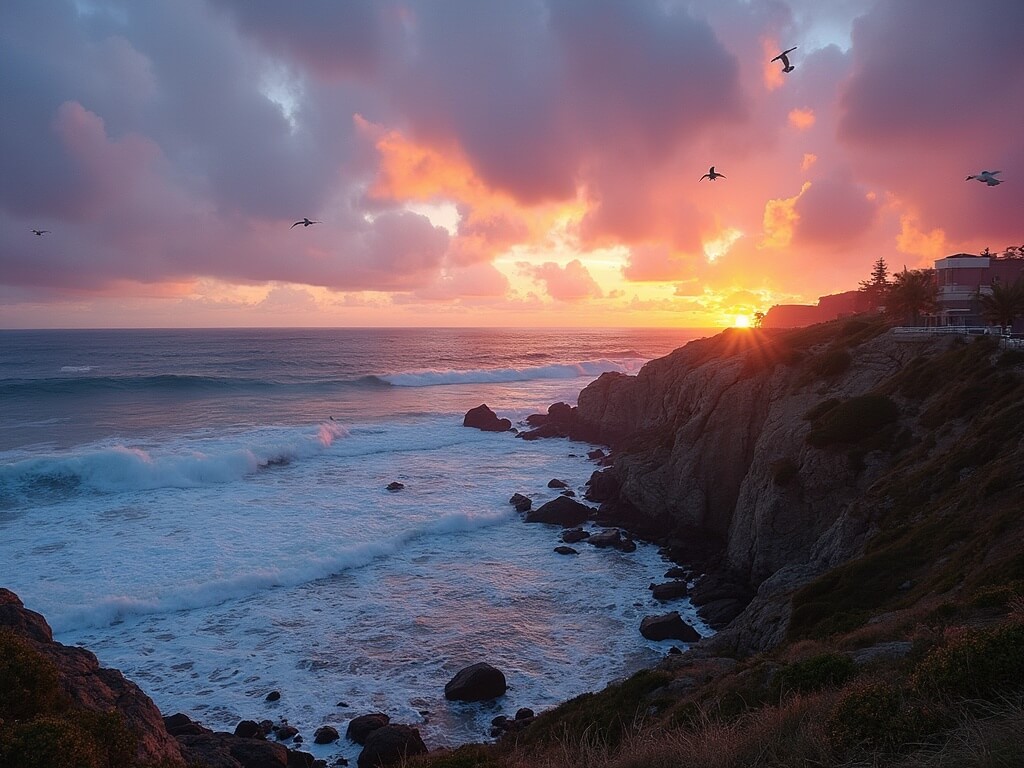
886 268 936 326
978 276 1024 334
753 311 765 328
859 256 890 309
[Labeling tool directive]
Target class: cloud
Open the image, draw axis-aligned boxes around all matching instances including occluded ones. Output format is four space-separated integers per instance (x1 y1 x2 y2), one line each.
523 259 604 302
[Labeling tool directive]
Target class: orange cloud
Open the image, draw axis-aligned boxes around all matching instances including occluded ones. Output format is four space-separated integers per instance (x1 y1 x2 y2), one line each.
788 108 815 130
762 38 786 91
897 213 947 261
760 182 810 249
801 153 818 171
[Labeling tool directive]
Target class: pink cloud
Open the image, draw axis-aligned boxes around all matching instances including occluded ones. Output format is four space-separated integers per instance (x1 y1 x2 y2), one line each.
524 259 603 302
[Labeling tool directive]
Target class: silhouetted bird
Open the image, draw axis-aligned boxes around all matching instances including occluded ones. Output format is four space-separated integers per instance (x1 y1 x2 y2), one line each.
771 46 798 73
31 229 50 236
966 170 1003 186
291 217 321 228
700 166 726 182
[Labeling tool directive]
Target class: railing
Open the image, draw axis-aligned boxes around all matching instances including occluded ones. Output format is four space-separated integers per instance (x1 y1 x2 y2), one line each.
892 326 1024 349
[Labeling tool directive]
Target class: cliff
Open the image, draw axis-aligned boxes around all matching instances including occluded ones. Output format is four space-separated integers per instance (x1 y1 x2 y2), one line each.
574 317 1024 654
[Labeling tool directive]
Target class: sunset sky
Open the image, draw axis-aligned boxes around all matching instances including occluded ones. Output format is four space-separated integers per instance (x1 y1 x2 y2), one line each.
2 0 1021 328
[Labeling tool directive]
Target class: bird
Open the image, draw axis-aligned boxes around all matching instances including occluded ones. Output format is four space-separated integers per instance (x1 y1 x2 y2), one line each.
290 217 321 228
700 166 726 182
771 46 798 73
31 229 50 236
965 170 1003 186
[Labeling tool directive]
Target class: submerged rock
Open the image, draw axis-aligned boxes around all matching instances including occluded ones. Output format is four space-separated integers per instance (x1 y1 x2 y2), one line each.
525 496 593 527
640 611 701 642
553 545 578 555
444 662 507 702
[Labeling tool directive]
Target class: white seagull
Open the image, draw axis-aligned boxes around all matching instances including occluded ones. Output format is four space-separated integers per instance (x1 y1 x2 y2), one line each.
290 217 321 228
31 229 50 236
771 46 798 73
700 166 726 182
966 170 1003 186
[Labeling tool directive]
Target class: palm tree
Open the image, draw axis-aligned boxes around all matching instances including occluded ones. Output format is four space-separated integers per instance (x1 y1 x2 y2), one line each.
978 276 1024 335
886 268 936 326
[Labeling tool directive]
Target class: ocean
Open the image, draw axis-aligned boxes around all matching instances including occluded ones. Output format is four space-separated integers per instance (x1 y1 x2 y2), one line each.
0 327 710 763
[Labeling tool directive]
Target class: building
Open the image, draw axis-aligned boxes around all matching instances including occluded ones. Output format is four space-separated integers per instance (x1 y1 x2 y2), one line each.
933 252 1024 330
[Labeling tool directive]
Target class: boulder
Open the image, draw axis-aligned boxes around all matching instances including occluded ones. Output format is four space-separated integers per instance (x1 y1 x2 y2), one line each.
561 528 590 543
0 588 184 766
234 719 264 739
177 732 291 768
444 662 507 702
463 404 511 432
547 478 569 489
640 612 701 642
584 469 619 503
314 725 340 744
276 725 299 741
586 528 622 548
547 402 574 424
517 423 565 440
165 712 209 737
553 546 578 555
515 708 535 720
385 482 404 492
509 493 532 512
346 713 390 745
587 448 606 460
357 724 427 768
525 496 593 527
266 690 282 702
649 581 690 601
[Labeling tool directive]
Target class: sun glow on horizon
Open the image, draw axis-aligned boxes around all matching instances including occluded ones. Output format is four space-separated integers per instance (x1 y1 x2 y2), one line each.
733 314 751 328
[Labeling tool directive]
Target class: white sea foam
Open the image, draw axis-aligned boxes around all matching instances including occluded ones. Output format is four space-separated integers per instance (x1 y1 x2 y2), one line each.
380 358 647 387
60 365 94 372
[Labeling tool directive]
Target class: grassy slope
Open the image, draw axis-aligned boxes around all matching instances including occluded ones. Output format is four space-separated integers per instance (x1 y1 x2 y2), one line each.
412 321 1024 768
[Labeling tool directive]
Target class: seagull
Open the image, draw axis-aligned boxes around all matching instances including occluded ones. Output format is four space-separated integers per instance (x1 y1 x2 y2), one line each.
290 217 321 228
966 170 1003 186
700 166 726 182
31 229 50 236
771 46 798 73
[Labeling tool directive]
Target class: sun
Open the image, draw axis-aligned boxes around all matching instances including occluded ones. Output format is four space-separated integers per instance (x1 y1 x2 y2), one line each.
733 314 751 328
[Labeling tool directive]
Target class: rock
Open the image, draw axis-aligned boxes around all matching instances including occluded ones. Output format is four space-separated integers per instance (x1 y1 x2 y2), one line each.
165 712 209 737
587 528 623 548
357 724 427 768
266 690 282 702
525 496 593 527
561 528 590 543
0 588 184 766
553 546 578 555
584 469 619 503
517 423 566 440
515 708 535 720
665 566 689 579
619 537 637 552
386 482 404 492
547 478 569 489
177 732 290 768
444 662 507 702
313 725 340 744
587 448 606 460
491 715 508 728
547 402 574 423
463 404 512 432
640 611 701 642
346 713 390 745
235 719 264 739
649 580 690 601
560 489 576 497
668 646 682 655
509 493 532 512
294 734 304 744
276 725 299 741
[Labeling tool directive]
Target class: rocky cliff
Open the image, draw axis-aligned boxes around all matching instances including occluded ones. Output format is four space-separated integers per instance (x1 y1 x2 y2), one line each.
574 319 1019 654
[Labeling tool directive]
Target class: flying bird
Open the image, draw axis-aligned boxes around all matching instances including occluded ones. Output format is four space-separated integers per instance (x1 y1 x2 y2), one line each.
700 166 726 182
291 217 321 228
31 229 50 236
771 46 798 73
966 170 1003 186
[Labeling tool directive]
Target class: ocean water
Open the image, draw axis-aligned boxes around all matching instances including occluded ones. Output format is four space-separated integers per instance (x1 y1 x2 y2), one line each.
0 327 710 763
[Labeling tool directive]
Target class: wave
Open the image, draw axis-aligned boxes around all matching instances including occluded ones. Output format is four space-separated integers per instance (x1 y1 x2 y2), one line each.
0 422 348 495
0 374 392 398
51 506 515 633
379 358 647 387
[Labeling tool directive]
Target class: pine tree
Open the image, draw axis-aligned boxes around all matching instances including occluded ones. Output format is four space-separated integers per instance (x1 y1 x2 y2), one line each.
859 256 890 309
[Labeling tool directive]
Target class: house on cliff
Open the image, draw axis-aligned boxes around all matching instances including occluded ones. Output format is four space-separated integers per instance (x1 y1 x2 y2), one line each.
932 251 1024 331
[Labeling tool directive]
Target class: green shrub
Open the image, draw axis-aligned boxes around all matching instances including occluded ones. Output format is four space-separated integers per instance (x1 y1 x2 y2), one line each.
0 711 136 768
806 395 900 448
826 679 945 753
0 630 62 721
777 653 856 695
911 621 1024 697
810 348 852 378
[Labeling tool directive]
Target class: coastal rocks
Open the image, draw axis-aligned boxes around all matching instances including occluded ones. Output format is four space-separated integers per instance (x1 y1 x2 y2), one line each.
0 588 184 767
640 611 701 642
314 725 340 744
547 478 569 489
519 402 576 440
509 493 532 512
462 404 512 432
525 496 593 527
234 719 264 738
444 662 507 702
165 712 208 737
275 724 299 741
265 690 281 702
385 482 404 492
561 528 590 543
347 713 390 745
357 724 427 768
553 546 578 555
584 468 619 503
649 581 690 601
177 732 292 768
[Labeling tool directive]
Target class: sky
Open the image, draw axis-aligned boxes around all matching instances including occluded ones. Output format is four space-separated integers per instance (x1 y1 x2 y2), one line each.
1 0 1022 329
